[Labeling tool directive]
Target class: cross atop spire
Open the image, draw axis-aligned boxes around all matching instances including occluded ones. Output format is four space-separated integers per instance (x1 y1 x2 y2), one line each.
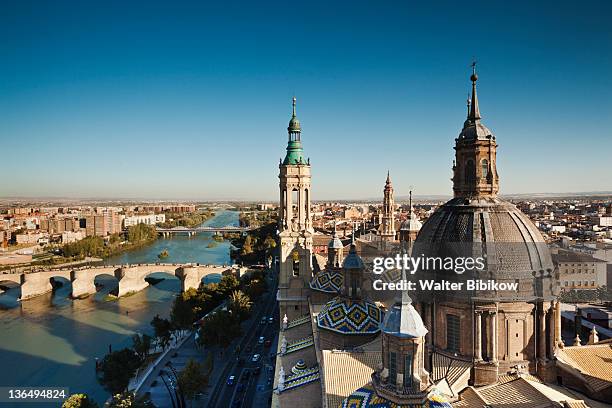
292 96 297 117
469 60 481 122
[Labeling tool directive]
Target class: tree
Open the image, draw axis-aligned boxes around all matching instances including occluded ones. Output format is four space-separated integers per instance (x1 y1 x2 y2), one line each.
241 234 254 255
98 348 142 394
197 311 241 348
62 394 99 408
132 333 152 362
217 274 240 296
170 294 195 333
150 315 173 350
108 392 155 408
228 290 252 320
263 235 276 250
177 359 208 403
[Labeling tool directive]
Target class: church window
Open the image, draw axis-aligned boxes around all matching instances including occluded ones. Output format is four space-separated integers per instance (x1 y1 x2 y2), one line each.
481 159 489 178
446 314 460 352
403 354 413 389
292 249 300 277
464 160 475 184
388 351 397 384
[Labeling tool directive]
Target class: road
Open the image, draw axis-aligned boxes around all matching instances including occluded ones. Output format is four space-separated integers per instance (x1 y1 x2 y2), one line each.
208 267 279 408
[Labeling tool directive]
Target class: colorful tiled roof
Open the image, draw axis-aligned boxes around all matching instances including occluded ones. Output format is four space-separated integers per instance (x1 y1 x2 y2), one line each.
317 297 382 335
285 336 314 355
286 314 311 329
282 366 321 392
340 384 452 408
310 269 343 293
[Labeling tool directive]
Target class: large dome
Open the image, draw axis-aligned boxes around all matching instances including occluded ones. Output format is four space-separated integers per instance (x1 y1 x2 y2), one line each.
414 196 555 301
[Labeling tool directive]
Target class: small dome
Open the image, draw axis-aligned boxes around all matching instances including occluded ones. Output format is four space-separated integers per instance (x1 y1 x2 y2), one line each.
310 270 343 293
288 116 301 132
329 235 344 249
340 384 452 407
400 212 422 232
381 296 428 338
458 121 494 141
343 244 364 269
317 297 382 335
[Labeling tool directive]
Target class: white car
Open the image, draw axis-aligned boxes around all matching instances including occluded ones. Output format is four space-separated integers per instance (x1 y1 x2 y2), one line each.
258 336 265 344
251 354 261 362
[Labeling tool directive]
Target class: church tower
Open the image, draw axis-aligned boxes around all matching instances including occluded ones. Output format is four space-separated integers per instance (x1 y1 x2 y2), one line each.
278 97 313 321
379 171 396 241
452 63 499 198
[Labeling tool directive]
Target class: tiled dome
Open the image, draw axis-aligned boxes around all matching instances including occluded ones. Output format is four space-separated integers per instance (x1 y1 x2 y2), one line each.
310 270 343 293
340 384 452 408
317 297 382 335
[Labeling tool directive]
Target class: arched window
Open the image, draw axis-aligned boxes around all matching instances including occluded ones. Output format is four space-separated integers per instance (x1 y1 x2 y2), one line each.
464 160 475 184
481 159 489 179
292 249 300 277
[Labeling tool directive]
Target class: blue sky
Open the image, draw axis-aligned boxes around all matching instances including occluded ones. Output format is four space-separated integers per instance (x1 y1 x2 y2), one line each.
1 0 611 200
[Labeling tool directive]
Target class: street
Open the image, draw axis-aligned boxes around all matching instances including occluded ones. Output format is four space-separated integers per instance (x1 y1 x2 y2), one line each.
207 267 279 408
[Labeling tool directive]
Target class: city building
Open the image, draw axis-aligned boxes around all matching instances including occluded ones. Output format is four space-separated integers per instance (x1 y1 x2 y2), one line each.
124 213 166 227
553 250 608 290
273 67 611 408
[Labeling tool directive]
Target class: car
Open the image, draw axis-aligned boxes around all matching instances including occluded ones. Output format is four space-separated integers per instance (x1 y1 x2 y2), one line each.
226 375 236 386
264 340 272 347
251 353 261 362
258 336 265 344
268 317 274 324
254 365 261 375
260 317 267 325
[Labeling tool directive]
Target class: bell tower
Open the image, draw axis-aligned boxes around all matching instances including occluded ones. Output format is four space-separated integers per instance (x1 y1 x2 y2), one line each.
452 62 499 199
379 171 396 241
278 96 313 320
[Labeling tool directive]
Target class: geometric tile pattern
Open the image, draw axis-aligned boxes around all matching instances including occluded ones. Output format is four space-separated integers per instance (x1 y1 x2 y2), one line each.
340 384 452 408
310 270 344 293
317 297 382 335
285 336 314 355
282 366 321 392
286 314 311 329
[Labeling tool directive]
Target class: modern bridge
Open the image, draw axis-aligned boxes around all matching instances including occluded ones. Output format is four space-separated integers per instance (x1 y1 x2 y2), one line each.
0 263 250 301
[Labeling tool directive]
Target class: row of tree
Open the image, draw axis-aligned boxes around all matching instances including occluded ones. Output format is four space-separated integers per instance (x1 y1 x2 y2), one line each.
61 223 158 259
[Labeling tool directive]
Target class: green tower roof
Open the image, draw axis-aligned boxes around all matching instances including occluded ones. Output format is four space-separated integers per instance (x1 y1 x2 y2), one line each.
283 97 308 165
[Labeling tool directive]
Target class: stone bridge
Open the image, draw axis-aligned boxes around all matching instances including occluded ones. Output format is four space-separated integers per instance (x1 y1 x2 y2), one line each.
0 263 243 300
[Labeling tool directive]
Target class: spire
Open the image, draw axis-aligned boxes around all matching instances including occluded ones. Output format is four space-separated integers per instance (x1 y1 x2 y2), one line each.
292 95 296 117
287 96 301 134
469 61 481 122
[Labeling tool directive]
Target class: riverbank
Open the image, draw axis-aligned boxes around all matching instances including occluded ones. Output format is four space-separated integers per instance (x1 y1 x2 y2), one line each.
0 211 239 406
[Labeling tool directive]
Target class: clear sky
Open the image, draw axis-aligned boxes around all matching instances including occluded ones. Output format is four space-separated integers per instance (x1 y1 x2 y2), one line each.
1 0 611 200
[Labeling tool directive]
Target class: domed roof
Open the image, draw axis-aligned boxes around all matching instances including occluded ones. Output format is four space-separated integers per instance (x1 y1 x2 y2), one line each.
458 121 494 141
414 196 555 300
288 115 301 132
329 234 344 249
340 384 452 408
343 244 365 269
317 297 382 335
400 211 422 232
310 270 343 293
381 295 428 338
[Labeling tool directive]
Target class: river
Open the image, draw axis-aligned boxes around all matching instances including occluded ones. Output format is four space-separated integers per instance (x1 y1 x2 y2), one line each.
0 210 238 406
